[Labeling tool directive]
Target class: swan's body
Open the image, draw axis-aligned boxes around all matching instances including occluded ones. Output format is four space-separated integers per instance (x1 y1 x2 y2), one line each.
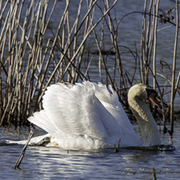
7 81 161 149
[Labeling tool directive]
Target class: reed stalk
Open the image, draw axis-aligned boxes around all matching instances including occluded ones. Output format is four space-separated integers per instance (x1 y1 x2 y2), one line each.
152 167 157 180
0 0 120 126
0 0 179 127
170 0 179 134
15 130 34 169
106 0 125 88
152 0 159 89
140 0 147 84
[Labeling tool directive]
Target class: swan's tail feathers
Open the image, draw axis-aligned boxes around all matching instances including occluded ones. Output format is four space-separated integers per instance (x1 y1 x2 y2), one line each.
28 110 56 135
6 134 51 146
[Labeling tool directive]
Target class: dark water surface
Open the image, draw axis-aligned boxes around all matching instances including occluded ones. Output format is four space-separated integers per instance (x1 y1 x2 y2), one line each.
0 123 180 180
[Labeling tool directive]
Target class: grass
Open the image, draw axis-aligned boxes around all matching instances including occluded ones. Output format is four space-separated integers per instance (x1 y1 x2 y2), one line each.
0 0 179 134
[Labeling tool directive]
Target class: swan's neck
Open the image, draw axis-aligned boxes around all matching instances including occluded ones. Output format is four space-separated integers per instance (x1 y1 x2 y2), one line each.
128 97 161 146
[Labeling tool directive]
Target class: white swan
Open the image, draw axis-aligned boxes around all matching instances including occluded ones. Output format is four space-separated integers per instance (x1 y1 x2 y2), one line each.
8 81 161 149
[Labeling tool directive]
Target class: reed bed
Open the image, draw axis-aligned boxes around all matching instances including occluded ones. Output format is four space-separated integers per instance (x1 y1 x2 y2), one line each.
0 0 179 133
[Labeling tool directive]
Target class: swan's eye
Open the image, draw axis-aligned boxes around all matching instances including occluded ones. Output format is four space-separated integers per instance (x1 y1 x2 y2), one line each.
146 88 157 99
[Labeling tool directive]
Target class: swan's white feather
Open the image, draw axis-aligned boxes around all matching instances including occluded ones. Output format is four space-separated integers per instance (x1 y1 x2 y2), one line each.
28 110 55 135
6 134 51 145
27 81 141 149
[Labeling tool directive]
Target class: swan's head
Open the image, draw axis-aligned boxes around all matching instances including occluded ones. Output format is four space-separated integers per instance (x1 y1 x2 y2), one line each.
128 83 160 107
128 83 161 146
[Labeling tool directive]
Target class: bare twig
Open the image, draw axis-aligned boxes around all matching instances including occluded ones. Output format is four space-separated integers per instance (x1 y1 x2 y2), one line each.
15 130 34 169
170 0 179 134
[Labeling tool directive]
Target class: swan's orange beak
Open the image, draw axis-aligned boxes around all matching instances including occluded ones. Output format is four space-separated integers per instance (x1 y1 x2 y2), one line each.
146 89 162 108
149 93 161 107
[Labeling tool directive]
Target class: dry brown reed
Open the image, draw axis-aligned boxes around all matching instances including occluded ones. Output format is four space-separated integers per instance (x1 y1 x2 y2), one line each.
0 0 119 126
170 0 179 134
139 0 180 136
0 0 179 130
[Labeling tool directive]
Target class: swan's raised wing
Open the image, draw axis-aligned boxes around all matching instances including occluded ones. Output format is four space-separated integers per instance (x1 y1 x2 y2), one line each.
28 110 56 135
93 82 138 133
29 81 141 148
92 82 142 145
41 81 122 140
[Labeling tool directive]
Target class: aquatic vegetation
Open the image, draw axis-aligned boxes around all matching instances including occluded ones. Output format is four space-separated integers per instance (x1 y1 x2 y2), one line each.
0 0 179 136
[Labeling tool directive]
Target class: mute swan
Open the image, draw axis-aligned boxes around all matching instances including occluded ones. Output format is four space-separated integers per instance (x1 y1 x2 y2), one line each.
7 81 161 149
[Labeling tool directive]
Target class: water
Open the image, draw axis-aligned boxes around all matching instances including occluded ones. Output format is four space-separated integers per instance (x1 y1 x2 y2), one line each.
1 0 180 179
1 122 180 180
